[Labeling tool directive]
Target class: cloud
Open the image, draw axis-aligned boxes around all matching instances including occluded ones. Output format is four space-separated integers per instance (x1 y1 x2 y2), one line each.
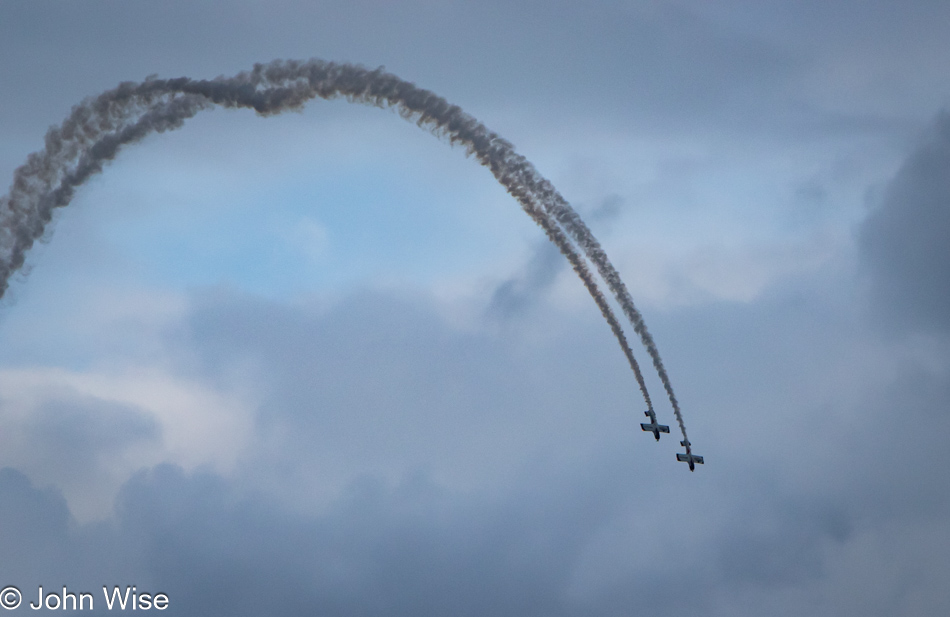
859 111 950 333
487 240 564 319
0 366 254 522
175 285 644 510
0 468 72 581
487 195 627 320
107 458 629 617
20 394 158 480
0 452 630 617
0 0 806 143
0 272 947 615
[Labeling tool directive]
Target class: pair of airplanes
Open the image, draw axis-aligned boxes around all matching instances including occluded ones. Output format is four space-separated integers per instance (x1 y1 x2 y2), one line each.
640 410 704 471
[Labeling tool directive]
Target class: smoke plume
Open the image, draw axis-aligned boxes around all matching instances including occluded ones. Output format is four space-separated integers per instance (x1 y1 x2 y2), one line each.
0 59 694 441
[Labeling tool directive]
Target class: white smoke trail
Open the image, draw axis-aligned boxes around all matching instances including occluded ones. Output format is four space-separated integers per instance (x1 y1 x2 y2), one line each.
0 59 697 437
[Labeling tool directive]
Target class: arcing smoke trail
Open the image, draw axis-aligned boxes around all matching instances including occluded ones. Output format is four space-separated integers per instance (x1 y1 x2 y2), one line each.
0 59 693 437
545 190 687 438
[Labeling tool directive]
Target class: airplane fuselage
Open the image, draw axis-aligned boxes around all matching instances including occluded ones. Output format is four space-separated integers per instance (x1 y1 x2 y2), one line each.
676 440 704 471
640 410 669 441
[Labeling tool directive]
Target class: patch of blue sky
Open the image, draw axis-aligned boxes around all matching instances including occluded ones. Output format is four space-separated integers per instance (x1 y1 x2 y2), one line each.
59 108 533 299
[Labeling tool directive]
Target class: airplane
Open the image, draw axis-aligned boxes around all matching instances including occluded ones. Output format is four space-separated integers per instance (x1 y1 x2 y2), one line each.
640 409 670 441
676 440 704 471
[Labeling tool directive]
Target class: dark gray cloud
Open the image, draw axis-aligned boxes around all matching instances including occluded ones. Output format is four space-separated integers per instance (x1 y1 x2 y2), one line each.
487 241 563 319
859 111 950 333
0 468 72 581
110 459 628 617
488 195 624 320
22 396 160 480
0 277 949 615
0 0 850 145
0 452 629 617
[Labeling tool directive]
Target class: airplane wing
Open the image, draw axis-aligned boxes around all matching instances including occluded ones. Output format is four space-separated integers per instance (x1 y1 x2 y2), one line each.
692 455 704 464
659 425 670 433
676 453 689 462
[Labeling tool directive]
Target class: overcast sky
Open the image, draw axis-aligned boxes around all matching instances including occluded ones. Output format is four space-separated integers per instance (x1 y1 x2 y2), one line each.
1 1 950 615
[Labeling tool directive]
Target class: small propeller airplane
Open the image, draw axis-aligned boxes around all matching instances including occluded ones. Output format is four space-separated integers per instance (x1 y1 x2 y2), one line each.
640 409 670 441
676 439 704 471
